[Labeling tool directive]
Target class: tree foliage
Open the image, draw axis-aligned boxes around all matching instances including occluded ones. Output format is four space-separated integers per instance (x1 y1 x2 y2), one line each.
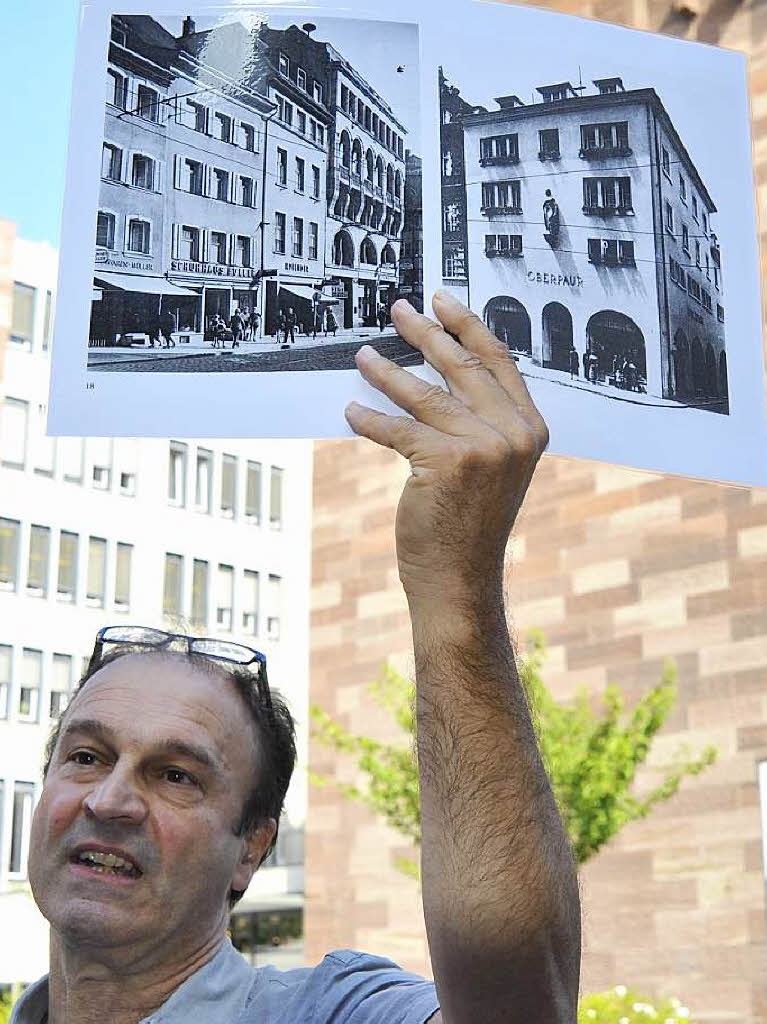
309 632 716 878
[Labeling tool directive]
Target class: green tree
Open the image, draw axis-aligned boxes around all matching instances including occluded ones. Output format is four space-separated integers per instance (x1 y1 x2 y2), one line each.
309 631 716 878
0 990 12 1024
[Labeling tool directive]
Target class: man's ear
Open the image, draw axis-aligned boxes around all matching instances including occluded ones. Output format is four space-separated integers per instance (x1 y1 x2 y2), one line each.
231 818 278 893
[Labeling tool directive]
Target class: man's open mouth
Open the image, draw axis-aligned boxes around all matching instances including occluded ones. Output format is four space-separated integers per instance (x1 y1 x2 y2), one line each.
71 850 142 879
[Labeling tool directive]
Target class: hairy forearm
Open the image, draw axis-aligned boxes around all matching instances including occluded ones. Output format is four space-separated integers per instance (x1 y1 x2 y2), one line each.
409 574 581 1024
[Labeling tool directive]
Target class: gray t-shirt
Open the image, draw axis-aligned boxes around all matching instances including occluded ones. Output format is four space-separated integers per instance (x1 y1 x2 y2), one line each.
10 939 440 1024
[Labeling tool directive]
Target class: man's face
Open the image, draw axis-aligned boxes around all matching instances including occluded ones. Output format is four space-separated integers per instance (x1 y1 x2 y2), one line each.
28 655 272 963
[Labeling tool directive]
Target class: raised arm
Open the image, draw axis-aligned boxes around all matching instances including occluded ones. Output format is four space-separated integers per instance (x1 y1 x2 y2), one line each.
345 292 581 1024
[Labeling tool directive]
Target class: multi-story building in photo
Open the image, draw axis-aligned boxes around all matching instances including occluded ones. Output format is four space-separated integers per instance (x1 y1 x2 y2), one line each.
1 226 313 995
453 76 727 410
248 24 333 336
399 150 424 313
438 67 482 305
325 50 408 329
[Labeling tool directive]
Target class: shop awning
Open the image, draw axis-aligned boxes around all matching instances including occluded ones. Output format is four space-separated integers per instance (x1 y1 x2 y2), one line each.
278 283 318 303
94 272 199 297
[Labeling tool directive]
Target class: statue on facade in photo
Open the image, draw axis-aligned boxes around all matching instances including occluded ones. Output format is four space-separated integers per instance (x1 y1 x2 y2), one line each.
543 189 560 244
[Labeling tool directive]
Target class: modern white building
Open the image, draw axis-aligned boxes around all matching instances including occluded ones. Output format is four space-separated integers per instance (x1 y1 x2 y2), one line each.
0 225 313 997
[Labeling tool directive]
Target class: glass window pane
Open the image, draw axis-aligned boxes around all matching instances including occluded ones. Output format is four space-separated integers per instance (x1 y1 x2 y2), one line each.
115 543 132 608
195 449 212 512
163 554 183 618
221 455 236 517
1 398 29 468
0 644 11 720
191 559 208 628
19 649 42 722
87 537 106 605
267 574 282 640
243 570 259 635
61 438 84 482
57 531 78 600
169 442 187 505
51 653 72 719
270 467 283 528
246 462 261 522
34 403 56 476
0 519 20 588
27 525 50 594
216 564 234 631
9 782 36 876
11 282 35 347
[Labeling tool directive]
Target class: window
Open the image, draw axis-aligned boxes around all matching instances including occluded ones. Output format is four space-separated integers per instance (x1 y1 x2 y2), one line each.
221 454 237 516
484 234 522 257
132 154 154 190
295 157 305 193
188 100 207 133
297 110 306 135
0 645 10 720
267 574 282 640
297 68 307 91
61 439 84 483
43 290 53 351
18 650 42 722
214 112 232 142
214 168 230 202
243 570 259 635
702 211 708 234
682 223 690 254
102 144 122 181
619 240 635 265
687 276 701 302
57 531 78 601
579 121 629 154
96 212 116 249
27 526 50 595
274 212 286 254
87 537 106 607
281 100 293 127
107 69 128 108
538 128 560 159
127 219 150 254
136 85 159 122
1 398 28 466
292 217 303 258
277 148 287 186
11 282 35 348
582 177 632 213
702 289 712 313
0 519 20 589
270 466 283 529
695 240 701 266
246 461 261 522
236 236 251 268
115 542 132 609
664 201 674 233
705 253 710 278
312 164 321 199
181 226 200 262
316 123 325 146
216 564 234 630
91 438 112 490
692 194 699 221
191 560 208 628
195 448 212 512
309 221 318 260
444 203 461 233
240 176 255 207
661 146 670 177
50 654 72 719
211 231 227 265
168 441 187 505
481 179 522 214
717 303 725 323
279 52 289 76
443 248 466 278
163 554 183 618
186 159 204 195
241 122 256 151
313 81 323 104
119 439 137 496
34 404 55 477
679 174 687 202
9 782 36 877
479 134 519 164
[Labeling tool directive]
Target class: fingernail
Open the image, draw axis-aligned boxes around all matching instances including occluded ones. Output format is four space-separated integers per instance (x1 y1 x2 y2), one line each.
392 298 415 315
433 289 461 307
357 344 377 360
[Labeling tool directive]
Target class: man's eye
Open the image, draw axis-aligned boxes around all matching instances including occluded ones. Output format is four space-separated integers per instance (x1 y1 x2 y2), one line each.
163 768 197 786
69 751 98 766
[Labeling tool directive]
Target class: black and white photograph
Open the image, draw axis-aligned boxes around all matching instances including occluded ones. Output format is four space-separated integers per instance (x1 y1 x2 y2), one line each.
87 11 422 374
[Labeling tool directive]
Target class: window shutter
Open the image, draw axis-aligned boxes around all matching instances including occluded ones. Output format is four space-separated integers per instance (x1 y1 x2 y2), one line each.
587 238 601 263
174 153 182 190
201 229 209 263
171 223 180 259
204 165 212 198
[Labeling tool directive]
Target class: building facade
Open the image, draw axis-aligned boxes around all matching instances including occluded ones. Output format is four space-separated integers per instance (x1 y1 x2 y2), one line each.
457 78 727 409
399 150 424 313
1 227 313 994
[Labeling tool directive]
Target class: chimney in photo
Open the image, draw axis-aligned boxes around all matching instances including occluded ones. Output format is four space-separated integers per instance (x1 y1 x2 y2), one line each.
182 17 196 36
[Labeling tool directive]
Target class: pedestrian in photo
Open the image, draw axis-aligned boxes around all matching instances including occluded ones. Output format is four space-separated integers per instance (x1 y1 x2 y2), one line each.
147 314 162 350
587 349 599 384
278 310 288 349
582 346 589 379
285 307 297 346
231 309 243 349
312 305 322 340
241 309 251 342
377 303 388 333
326 307 338 336
569 344 579 379
160 309 177 349
251 311 260 340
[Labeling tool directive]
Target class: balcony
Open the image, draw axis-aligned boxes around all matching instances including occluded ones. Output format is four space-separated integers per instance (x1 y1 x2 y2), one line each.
485 246 523 259
579 145 632 159
393 195 402 211
480 205 523 217
375 185 384 199
338 165 350 183
582 204 633 217
363 179 374 196
538 149 561 161
350 172 362 190
479 154 519 166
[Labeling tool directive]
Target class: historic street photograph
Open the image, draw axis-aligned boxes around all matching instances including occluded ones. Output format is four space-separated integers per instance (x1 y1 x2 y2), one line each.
438 64 730 414
88 12 422 372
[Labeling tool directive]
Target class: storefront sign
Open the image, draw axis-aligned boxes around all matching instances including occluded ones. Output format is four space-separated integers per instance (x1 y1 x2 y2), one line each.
170 260 254 280
526 270 583 288
284 261 310 274
330 285 347 298
95 251 154 272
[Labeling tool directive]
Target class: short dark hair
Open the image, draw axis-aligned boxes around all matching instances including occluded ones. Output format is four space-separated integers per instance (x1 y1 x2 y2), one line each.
42 648 297 907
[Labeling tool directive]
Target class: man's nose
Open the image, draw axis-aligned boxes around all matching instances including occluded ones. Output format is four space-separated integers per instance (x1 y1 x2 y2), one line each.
83 765 149 825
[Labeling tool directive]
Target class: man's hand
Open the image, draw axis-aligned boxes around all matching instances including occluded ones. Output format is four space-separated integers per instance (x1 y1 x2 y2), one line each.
345 291 549 606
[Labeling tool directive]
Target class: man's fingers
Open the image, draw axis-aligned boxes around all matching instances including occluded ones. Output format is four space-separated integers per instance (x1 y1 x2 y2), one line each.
345 401 443 458
354 345 479 436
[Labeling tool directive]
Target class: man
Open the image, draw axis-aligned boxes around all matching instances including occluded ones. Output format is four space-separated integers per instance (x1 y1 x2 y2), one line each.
160 309 177 349
12 292 580 1024
230 308 243 349
285 306 297 346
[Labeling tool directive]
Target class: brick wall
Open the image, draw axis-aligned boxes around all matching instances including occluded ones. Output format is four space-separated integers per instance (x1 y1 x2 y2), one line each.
306 0 767 1019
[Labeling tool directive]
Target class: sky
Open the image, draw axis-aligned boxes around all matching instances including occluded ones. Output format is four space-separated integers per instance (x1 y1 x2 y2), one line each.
0 0 81 244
